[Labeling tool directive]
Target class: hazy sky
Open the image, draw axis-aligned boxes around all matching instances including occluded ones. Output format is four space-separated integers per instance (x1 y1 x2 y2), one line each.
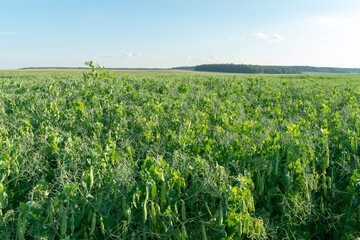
1 0 360 69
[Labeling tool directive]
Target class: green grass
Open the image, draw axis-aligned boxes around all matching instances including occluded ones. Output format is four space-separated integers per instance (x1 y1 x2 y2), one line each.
0 65 359 239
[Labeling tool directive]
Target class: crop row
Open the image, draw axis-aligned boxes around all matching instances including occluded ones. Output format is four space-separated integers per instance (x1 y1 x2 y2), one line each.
0 64 359 239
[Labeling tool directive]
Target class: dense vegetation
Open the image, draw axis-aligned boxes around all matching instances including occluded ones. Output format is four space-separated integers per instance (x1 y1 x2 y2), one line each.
195 64 301 74
195 64 360 74
0 64 360 239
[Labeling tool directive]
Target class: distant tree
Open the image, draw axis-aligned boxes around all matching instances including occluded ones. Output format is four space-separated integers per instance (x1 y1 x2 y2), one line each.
194 64 360 74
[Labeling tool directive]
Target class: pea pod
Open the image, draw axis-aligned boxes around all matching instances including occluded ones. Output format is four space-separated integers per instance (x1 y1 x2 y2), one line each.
201 224 207 240
100 216 105 235
238 218 243 236
89 166 94 189
49 205 55 223
160 182 166 208
17 215 26 240
267 161 273 176
89 212 96 236
181 200 186 221
205 202 212 217
322 174 327 197
143 201 148 224
127 207 132 223
71 212 75 235
244 217 249 234
145 184 150 202
218 202 223 225
60 205 67 237
241 199 246 213
275 153 280 177
255 220 261 235
151 184 157 200
151 202 157 226
327 176 332 190
122 196 128 218
181 224 188 239
174 202 179 214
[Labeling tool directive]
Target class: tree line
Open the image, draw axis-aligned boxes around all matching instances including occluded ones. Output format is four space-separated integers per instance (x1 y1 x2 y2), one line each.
194 64 360 74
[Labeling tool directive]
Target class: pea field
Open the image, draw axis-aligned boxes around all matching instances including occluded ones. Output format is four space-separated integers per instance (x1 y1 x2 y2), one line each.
0 63 360 239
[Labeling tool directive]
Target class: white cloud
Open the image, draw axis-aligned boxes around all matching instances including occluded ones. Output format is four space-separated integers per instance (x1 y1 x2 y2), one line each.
186 55 191 59
310 16 350 27
200 53 219 63
252 33 284 42
123 52 140 58
209 53 217 59
228 37 234 41
125 52 134 57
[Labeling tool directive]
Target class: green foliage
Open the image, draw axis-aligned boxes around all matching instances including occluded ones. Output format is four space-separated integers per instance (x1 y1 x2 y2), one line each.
0 64 359 239
195 64 301 74
195 64 360 74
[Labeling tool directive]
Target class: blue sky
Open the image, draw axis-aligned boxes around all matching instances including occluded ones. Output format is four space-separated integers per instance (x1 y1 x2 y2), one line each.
1 0 360 69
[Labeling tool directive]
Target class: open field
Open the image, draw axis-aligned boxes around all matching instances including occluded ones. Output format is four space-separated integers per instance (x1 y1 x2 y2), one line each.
0 67 360 239
1 68 238 76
